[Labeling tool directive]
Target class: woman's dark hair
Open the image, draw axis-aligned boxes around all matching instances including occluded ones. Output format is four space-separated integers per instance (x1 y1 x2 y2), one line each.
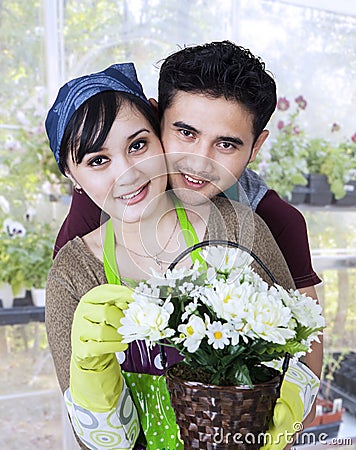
59 91 160 174
158 41 277 140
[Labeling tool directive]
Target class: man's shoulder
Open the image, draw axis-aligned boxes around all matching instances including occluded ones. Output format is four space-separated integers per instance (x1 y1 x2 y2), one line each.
257 189 307 229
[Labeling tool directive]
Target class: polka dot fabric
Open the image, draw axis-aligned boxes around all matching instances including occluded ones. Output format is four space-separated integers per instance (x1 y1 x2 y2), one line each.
123 372 183 450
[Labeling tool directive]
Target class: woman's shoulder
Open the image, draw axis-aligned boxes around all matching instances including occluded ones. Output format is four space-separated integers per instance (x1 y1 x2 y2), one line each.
48 236 106 291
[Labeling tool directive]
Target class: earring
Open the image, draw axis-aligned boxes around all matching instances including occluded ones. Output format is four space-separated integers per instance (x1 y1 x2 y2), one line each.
74 185 83 195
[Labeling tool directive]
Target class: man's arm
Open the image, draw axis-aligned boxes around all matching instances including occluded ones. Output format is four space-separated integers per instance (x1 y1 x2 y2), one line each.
54 189 103 258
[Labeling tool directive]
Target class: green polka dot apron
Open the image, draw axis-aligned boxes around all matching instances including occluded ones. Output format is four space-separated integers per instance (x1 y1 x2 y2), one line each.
103 195 203 450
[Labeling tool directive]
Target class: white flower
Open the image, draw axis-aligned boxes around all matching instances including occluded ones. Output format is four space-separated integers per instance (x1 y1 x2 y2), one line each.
275 286 325 329
134 282 161 300
202 280 254 322
148 265 197 288
3 218 26 238
201 246 254 273
0 196 10 214
181 300 198 321
246 292 295 344
178 281 195 295
24 206 37 222
206 321 231 349
177 315 206 353
119 295 174 346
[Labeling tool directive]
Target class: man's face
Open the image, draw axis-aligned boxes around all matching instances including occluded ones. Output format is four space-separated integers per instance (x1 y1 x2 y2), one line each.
160 91 268 205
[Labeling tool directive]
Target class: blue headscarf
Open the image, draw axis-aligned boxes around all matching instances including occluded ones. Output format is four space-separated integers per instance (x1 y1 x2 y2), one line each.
45 62 149 173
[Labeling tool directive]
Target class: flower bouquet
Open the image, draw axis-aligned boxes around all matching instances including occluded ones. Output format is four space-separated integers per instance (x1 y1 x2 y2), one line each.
118 241 325 449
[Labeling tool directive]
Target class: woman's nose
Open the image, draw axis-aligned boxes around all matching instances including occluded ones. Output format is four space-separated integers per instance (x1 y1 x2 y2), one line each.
112 157 141 186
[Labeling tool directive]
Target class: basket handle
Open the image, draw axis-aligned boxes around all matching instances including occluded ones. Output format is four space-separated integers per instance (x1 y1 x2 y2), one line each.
168 239 278 284
161 240 291 375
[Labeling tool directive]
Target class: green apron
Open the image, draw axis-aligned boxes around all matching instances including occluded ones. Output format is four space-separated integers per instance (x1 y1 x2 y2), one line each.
103 195 202 450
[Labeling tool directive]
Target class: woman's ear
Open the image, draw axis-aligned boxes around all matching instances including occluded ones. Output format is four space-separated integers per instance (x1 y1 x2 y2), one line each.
65 170 81 189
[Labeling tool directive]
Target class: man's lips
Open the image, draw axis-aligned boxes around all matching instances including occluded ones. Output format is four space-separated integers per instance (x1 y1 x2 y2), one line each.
179 172 210 188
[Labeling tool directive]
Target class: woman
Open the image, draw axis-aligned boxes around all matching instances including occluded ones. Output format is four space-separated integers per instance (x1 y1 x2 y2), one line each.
45 63 295 450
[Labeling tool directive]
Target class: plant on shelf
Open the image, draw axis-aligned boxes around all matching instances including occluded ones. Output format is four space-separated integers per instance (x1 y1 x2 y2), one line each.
253 95 309 200
0 93 62 301
306 138 354 200
253 95 356 203
0 218 55 296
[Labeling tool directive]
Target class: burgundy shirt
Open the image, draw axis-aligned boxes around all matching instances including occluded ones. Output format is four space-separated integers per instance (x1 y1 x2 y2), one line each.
54 188 321 288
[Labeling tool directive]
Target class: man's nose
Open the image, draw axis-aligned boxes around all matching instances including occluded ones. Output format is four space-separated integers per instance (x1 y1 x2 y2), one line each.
187 144 216 174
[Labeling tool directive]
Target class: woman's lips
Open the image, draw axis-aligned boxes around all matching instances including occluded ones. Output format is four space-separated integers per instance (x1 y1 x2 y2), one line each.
117 182 150 205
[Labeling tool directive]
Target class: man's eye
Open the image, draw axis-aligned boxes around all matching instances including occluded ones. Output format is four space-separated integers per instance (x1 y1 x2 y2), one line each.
219 142 234 150
129 140 146 152
179 129 193 138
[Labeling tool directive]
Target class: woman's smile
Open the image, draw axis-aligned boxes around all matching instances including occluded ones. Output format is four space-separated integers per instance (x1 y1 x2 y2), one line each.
116 181 150 205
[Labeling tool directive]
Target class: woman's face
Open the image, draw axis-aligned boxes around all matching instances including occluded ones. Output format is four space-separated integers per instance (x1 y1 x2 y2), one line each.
66 103 167 224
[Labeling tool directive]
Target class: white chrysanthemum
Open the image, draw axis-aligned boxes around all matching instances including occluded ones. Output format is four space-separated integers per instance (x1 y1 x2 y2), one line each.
178 281 195 295
206 321 231 350
134 282 161 300
245 292 295 344
202 246 254 273
119 296 174 345
148 264 197 288
181 300 198 321
275 286 325 329
202 280 255 322
177 315 206 353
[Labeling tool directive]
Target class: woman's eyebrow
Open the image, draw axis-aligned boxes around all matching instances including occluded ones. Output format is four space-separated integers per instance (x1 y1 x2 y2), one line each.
127 128 150 140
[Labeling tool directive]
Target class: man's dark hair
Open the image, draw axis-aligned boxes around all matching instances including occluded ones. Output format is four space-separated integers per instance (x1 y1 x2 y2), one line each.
158 40 277 140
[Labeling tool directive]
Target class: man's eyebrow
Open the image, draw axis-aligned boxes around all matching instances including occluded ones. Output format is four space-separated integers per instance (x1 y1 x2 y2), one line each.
172 121 200 134
217 135 244 146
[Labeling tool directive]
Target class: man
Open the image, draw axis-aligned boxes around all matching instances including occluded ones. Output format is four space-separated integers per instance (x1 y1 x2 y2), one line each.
53 41 322 447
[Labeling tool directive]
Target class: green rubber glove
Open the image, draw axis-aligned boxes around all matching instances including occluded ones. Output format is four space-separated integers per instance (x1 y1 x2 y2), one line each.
261 362 320 450
70 284 134 412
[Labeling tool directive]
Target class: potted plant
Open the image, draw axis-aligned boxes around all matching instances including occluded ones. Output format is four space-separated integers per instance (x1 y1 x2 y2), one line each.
306 138 354 205
22 224 55 306
0 219 28 307
0 218 55 308
332 137 356 206
118 243 325 449
253 95 309 202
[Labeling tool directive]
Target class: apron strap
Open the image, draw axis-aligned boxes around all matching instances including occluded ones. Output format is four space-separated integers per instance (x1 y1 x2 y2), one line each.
103 195 205 284
171 194 206 267
103 219 122 285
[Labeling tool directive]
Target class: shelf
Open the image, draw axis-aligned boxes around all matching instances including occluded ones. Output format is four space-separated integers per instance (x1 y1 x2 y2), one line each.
0 306 45 326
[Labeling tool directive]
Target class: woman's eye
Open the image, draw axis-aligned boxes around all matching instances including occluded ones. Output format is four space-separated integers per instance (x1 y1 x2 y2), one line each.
129 139 146 152
88 155 108 166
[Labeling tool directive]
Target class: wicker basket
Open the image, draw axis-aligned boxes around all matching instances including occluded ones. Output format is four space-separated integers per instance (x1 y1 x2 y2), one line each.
166 365 281 450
